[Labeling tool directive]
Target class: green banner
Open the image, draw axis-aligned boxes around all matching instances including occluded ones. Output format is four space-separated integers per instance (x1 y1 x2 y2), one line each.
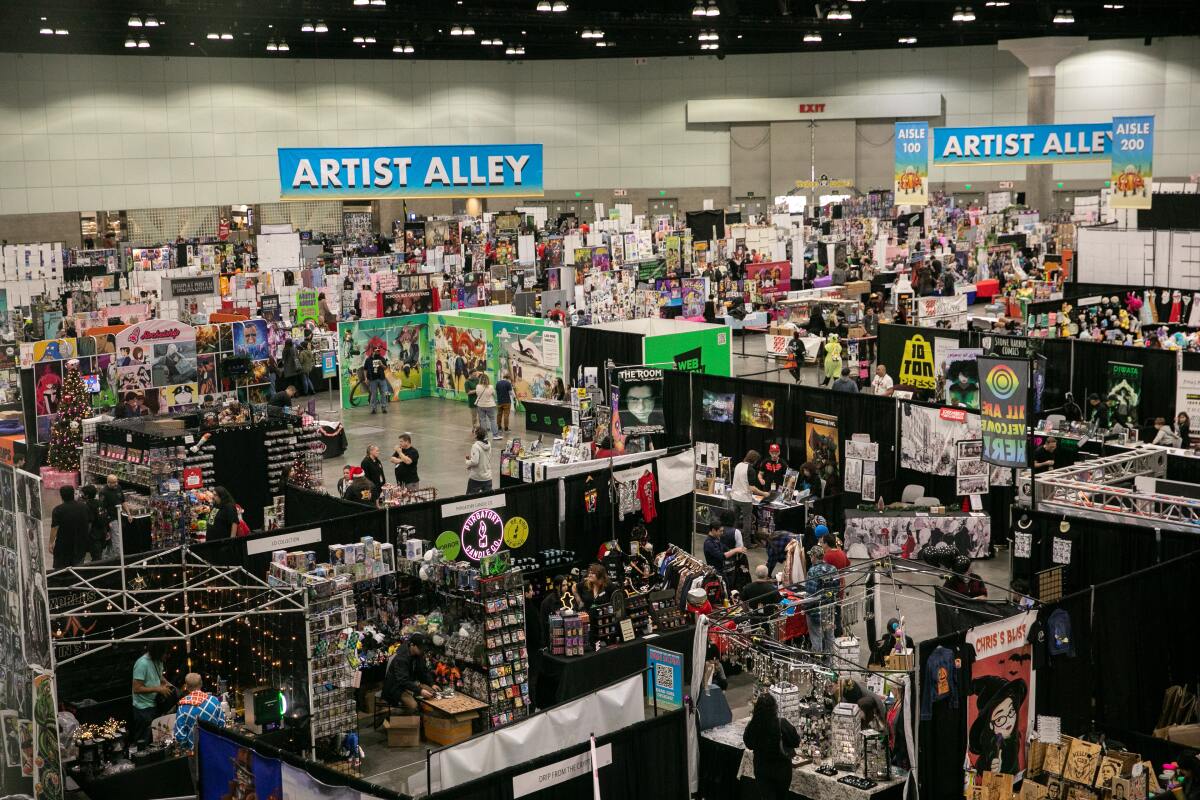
643 326 732 377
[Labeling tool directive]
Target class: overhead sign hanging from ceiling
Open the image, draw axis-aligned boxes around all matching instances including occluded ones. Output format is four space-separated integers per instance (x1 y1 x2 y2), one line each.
277 144 544 200
932 122 1113 166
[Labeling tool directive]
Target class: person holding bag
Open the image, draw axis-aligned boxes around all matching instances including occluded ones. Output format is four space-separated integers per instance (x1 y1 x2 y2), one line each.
743 693 801 799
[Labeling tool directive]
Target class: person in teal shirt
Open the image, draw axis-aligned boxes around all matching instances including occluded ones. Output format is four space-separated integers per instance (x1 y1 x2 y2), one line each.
131 642 173 746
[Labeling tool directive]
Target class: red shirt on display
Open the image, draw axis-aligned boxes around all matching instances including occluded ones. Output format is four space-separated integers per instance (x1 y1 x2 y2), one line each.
636 471 658 522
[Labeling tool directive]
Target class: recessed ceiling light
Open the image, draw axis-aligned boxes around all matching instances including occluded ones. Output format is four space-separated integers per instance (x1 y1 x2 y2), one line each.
985 1 1010 5
315 21 329 32
189 41 194 45
137 37 149 48
596 41 609 47
144 16 159 27
450 25 463 35
803 31 822 42
267 23 273 29
353 35 364 43
365 36 376 43
462 26 475 35
1103 3 1124 8
898 36 917 44
1053 8 1074 23
552 0 568 10
125 38 137 48
55 29 68 35
301 21 314 32
536 0 551 10
952 6 976 21
279 41 289 51
706 1 720 16
207 32 219 39
737 33 743 39
39 27 53 35
221 32 233 40
128 15 142 27
266 41 277 51
828 5 852 20
353 0 369 5
370 0 386 5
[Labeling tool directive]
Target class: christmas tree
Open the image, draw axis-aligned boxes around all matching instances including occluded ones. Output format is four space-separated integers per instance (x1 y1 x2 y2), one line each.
286 456 316 491
48 359 89 472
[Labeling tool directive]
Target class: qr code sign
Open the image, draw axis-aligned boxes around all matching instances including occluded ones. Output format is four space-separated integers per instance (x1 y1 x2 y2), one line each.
655 663 675 691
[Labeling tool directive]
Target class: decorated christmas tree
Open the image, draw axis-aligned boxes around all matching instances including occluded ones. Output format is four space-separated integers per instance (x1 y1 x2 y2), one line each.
286 456 317 491
48 359 89 472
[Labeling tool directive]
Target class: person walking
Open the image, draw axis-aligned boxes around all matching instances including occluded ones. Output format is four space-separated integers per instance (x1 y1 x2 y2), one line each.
785 331 804 383
464 370 480 428
49 486 90 569
280 339 300 392
79 484 108 562
298 343 316 396
804 545 840 656
472 374 501 440
363 347 390 414
495 372 514 433
743 693 801 800
389 433 420 490
464 428 493 494
208 486 240 541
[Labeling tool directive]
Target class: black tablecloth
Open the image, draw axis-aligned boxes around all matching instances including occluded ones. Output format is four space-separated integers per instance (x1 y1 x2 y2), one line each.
73 754 193 800
523 400 573 435
538 625 695 705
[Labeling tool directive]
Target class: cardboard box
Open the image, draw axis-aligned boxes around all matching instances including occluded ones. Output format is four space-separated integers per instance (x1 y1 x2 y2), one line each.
383 716 421 748
422 712 474 747
844 280 871 297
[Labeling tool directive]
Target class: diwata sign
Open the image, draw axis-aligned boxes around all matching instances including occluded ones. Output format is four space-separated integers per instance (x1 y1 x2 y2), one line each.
277 144 544 200
933 123 1112 166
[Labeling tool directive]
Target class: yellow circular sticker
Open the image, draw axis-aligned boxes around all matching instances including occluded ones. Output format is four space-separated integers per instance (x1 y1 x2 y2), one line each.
503 516 530 549
436 531 461 561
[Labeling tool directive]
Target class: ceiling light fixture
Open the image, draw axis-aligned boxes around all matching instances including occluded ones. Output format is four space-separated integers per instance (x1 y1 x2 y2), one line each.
144 16 159 27
137 37 149 48
952 6 976 22
1053 8 1074 23
315 21 329 32
462 26 475 35
353 35 365 42
450 26 463 35
596 41 610 47
128 15 142 27
537 0 551 10
706 1 720 16
279 41 289 51
404 42 414 53
221 32 233 40
1102 3 1124 8
301 21 314 32
691 2 706 16
39 27 53 35
984 1 1010 5
353 0 369 5
803 31 822 42
552 1 568 10
701 42 719 50
898 36 917 44
827 5 852 20
364 35 376 43
370 0 386 5
266 41 277 51
206 32 219 39
125 37 137 48
55 28 68 35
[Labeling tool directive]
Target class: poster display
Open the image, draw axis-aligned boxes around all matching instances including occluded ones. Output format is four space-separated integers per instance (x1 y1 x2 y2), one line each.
701 391 735 423
978 358 1029 468
1110 115 1154 210
844 513 990 560
681 278 705 318
494 322 564 406
943 348 983 410
965 611 1036 779
199 726 283 800
893 121 930 206
613 367 665 438
900 404 982 476
1105 361 1142 428
740 396 775 429
645 646 684 711
956 439 989 496
804 412 840 488
296 288 320 325
1175 370 1200 444
429 315 492 401
898 334 937 391
337 316 428 408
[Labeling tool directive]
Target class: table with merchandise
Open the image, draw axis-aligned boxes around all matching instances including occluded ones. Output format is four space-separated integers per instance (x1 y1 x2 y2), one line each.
522 399 574 435
538 623 695 705
700 718 905 800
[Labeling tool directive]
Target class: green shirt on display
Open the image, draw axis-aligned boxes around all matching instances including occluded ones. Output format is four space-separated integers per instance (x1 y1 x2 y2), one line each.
132 653 164 709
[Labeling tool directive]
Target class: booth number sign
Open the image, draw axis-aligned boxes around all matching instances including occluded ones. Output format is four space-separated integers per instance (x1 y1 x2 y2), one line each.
461 508 505 561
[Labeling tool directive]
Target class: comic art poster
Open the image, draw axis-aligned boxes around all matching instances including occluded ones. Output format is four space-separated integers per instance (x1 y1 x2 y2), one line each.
336 317 428 408
429 315 492 401
966 611 1036 780
493 322 563 407
805 411 840 490
611 367 664 454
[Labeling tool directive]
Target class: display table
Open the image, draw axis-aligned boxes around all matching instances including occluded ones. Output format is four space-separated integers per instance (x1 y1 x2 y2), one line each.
699 719 906 800
843 509 991 560
538 625 695 705
70 754 193 800
318 420 347 459
523 399 573 435
694 491 809 539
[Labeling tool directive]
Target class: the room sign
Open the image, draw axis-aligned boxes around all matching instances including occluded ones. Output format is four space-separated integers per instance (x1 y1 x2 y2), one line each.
933 122 1113 166
277 144 544 200
511 743 612 798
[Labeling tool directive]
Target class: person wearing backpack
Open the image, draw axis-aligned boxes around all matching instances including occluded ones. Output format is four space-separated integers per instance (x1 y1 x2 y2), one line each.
208 486 240 540
743 693 800 799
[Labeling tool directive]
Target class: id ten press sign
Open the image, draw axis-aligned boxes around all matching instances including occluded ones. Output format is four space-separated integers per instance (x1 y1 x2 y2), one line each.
278 144 544 200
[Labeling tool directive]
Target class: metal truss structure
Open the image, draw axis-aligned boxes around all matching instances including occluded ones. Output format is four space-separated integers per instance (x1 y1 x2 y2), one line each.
1032 447 1200 532
47 546 305 666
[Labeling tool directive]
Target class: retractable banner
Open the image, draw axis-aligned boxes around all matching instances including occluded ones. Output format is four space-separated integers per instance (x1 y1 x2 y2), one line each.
893 122 930 206
1110 115 1154 209
977 357 1029 468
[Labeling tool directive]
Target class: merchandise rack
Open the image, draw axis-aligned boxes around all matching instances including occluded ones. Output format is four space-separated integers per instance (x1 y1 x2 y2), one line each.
477 572 531 729
304 580 359 759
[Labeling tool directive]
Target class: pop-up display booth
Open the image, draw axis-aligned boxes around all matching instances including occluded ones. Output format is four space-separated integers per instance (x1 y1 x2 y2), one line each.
568 317 732 382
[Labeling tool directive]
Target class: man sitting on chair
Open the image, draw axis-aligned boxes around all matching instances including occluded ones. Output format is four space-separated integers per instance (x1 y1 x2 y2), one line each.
382 633 436 712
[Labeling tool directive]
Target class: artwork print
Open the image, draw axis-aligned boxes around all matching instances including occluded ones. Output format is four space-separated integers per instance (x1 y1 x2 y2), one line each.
900 403 982 476
338 317 429 408
494 323 563 405
844 513 990 559
966 614 1035 780
740 396 775 429
32 671 61 800
701 391 735 423
430 318 489 401
805 412 840 489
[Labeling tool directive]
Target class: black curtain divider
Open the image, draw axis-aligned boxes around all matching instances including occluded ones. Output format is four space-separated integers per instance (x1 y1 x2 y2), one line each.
1069 339 1177 423
685 209 726 243
427 709 688 800
1135 196 1200 230
916 630 972 800
567 325 642 382
662 370 693 448
437 481 562 558
933 586 1019 636
691 373 796 464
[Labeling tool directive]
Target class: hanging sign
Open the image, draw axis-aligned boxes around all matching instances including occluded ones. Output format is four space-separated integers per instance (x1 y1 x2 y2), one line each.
898 334 936 390
977 357 1029 468
296 289 319 325
277 144 544 200
893 122 930 206
1105 361 1142 427
1110 115 1154 209
167 276 218 298
933 122 1112 166
460 507 505 561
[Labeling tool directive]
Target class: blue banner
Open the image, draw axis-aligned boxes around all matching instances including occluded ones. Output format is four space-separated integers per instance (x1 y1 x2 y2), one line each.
646 645 683 711
277 144 544 200
933 123 1112 166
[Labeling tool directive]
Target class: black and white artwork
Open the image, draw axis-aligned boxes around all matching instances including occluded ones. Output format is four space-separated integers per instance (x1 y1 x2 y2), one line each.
843 513 991 559
900 404 982 476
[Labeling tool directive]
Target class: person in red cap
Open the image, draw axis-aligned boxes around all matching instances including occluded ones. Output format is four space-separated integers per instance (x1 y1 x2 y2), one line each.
756 443 789 493
341 466 375 505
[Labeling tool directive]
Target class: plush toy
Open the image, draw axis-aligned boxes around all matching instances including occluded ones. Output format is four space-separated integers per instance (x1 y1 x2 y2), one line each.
1118 309 1130 330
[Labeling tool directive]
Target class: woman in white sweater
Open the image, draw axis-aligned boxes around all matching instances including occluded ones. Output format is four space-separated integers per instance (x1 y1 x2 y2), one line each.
471 375 500 439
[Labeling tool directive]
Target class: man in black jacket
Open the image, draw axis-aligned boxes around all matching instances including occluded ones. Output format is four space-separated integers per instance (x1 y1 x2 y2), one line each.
382 633 435 712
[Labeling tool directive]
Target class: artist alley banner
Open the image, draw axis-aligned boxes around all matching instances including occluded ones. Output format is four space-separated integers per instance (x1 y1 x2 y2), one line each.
965 611 1036 779
893 122 929 206
978 357 1029 468
933 122 1112 167
1110 115 1154 210
277 144 544 200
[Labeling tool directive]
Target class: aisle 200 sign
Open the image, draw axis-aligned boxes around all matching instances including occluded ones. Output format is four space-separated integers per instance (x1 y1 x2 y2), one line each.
277 145 544 200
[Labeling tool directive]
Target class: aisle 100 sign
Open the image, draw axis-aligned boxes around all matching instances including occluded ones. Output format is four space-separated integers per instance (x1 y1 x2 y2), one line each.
461 508 505 561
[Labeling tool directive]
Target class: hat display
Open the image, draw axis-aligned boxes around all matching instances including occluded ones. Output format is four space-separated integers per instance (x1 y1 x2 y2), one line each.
686 587 708 606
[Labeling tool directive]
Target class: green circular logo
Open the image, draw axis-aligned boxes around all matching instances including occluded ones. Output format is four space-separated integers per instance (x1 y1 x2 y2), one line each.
436 530 461 560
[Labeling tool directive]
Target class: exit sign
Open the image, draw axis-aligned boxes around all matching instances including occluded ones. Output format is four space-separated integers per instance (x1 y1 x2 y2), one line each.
613 189 628 197
999 181 1014 189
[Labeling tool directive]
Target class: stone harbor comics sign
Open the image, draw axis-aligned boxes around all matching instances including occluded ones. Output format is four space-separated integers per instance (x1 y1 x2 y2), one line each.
978 357 1029 468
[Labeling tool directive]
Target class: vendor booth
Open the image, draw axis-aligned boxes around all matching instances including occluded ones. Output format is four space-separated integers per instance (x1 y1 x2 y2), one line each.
569 317 733 381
